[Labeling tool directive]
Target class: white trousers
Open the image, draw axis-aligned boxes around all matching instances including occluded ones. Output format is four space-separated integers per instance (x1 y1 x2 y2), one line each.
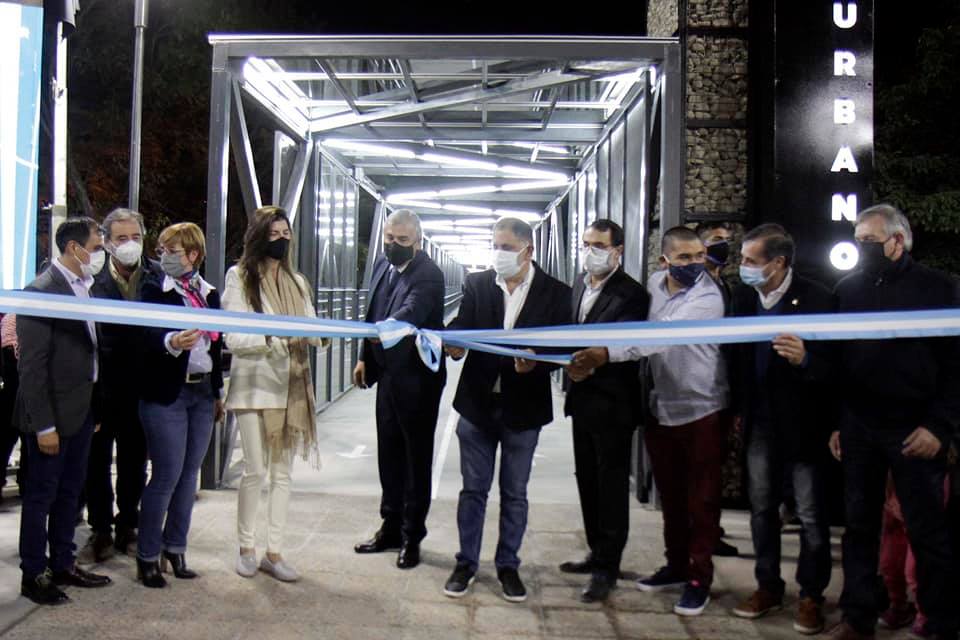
236 411 292 553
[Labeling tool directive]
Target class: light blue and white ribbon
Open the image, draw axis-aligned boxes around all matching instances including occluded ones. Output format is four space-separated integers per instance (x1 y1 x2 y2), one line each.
2 289 959 374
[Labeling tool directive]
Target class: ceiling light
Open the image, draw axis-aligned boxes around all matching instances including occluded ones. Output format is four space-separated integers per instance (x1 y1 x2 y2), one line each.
500 165 570 182
420 152 499 172
322 139 416 159
442 204 493 215
386 192 439 203
436 185 499 197
498 179 569 192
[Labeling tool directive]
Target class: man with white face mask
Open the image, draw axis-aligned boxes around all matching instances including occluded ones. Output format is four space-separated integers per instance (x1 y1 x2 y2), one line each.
560 220 650 603
78 209 161 564
727 223 835 634
441 217 570 603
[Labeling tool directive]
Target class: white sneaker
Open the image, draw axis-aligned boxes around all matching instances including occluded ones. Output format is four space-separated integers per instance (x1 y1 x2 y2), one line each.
236 553 258 578
260 556 299 582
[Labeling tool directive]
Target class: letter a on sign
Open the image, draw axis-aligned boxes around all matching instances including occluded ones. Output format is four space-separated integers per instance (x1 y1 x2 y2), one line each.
832 194 858 221
833 2 857 29
834 99 856 124
831 147 859 173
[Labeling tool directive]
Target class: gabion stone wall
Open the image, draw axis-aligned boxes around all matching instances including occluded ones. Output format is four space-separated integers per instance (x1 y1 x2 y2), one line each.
647 0 750 221
647 0 679 36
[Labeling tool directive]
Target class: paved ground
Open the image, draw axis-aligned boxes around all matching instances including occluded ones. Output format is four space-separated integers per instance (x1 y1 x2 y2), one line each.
0 360 919 639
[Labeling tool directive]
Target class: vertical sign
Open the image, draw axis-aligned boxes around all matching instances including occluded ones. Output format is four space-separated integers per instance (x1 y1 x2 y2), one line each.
773 1 874 281
0 0 43 289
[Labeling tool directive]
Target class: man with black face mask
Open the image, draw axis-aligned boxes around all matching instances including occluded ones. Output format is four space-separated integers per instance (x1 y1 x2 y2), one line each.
353 209 446 570
587 226 729 617
828 204 960 640
696 221 734 312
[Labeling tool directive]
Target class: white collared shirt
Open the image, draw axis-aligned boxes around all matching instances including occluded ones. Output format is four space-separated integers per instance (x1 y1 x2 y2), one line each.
757 268 794 310
577 268 617 323
162 274 214 375
52 258 98 382
492 263 536 392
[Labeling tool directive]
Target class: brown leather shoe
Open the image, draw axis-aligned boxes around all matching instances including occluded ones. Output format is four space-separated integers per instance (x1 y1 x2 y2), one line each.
732 589 783 619
827 621 876 640
794 597 826 635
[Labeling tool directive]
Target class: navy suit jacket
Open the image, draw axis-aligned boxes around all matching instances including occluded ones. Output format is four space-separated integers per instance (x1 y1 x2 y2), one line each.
361 251 447 398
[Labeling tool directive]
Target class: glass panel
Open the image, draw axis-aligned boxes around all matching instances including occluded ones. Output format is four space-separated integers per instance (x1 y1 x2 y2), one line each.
624 98 647 282
610 121 626 225
596 140 610 222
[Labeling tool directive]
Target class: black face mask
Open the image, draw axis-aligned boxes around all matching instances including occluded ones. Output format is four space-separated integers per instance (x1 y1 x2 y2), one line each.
705 241 730 266
858 240 892 276
266 238 289 260
384 241 414 266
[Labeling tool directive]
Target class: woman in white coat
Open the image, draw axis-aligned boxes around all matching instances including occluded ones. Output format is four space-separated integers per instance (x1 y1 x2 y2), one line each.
222 206 327 582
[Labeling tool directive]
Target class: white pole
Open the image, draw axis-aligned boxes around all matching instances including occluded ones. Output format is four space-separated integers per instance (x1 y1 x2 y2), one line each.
128 0 148 211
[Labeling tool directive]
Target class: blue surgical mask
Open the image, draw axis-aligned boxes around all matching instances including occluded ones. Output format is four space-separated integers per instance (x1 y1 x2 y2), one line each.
739 264 770 288
667 262 705 289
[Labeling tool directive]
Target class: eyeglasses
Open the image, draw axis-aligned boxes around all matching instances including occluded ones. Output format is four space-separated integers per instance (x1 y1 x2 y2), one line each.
156 247 185 258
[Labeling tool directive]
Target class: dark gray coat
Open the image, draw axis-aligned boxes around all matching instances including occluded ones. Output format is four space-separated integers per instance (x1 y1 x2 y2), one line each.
15 264 98 437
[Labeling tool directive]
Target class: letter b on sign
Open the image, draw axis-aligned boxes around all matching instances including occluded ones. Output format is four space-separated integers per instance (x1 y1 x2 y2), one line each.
834 99 856 124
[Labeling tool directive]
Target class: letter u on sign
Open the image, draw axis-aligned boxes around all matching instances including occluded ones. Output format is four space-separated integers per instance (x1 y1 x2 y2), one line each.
833 2 857 29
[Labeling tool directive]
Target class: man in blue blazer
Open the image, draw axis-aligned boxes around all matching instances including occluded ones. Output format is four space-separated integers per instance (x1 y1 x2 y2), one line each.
353 210 447 570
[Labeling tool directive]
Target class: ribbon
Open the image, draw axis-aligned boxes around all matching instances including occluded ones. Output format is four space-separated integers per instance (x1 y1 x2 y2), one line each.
3 289 960 374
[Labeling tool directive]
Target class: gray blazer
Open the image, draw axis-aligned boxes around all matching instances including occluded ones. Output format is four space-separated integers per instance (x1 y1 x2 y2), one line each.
15 265 98 437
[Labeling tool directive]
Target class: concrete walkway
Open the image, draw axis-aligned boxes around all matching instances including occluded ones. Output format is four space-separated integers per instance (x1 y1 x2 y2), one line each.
0 360 917 639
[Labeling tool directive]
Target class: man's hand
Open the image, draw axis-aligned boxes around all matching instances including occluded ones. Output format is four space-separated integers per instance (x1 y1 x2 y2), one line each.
445 345 466 360
514 349 537 374
571 347 609 371
565 364 593 382
38 431 60 456
829 430 841 461
94 424 101 433
214 400 225 423
171 329 202 351
902 426 942 459
772 334 806 366
353 361 367 388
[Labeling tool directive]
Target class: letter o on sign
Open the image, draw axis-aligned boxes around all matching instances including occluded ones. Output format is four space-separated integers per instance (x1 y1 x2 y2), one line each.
830 241 859 270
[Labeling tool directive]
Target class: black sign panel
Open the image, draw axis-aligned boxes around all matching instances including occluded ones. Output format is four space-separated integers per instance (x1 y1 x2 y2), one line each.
773 1 874 282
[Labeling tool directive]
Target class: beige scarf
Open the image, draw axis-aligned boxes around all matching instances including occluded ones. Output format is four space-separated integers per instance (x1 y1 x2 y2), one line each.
260 267 318 466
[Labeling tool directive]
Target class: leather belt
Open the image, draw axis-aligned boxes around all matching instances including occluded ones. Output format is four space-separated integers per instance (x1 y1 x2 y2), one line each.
185 372 211 384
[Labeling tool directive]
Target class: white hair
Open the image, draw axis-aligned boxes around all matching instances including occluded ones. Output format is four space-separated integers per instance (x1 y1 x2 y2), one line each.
101 207 146 239
385 208 422 241
856 203 913 251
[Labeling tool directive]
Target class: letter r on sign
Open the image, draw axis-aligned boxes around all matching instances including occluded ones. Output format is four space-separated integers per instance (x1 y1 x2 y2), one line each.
834 51 857 76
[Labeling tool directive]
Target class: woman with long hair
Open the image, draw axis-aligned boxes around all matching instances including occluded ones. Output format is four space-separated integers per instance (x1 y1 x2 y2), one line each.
222 206 326 582
137 222 224 588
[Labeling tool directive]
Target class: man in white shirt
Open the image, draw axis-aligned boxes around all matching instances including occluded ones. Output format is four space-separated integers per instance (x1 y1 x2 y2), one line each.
16 218 112 605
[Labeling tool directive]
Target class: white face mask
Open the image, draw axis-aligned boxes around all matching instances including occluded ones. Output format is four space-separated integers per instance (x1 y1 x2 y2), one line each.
584 246 616 276
492 247 526 279
78 248 106 279
110 240 143 267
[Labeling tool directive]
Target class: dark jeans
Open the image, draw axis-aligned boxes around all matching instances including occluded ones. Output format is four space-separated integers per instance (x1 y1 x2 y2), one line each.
644 412 726 588
746 421 831 600
19 418 95 578
571 414 634 579
455 414 541 572
839 417 957 637
137 384 214 562
375 372 441 544
86 394 148 534
0 346 24 492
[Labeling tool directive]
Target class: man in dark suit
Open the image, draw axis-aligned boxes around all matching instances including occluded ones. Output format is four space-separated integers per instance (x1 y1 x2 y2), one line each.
441 217 571 603
79 208 160 563
353 209 447 570
724 224 835 635
16 218 112 605
560 219 650 603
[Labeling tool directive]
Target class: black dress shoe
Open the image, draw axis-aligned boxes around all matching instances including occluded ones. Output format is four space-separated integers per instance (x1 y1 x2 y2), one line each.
52 566 112 588
559 555 595 574
396 542 420 569
114 527 138 554
21 571 69 605
354 528 402 554
581 573 615 603
714 539 739 557
136 558 167 589
161 551 198 579
77 531 115 565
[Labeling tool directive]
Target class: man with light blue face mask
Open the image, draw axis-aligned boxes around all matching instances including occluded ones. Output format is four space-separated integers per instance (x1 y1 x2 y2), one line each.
727 224 835 635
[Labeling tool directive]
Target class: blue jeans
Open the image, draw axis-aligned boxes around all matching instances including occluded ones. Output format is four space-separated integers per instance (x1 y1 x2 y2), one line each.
747 422 831 600
137 384 215 562
455 415 541 572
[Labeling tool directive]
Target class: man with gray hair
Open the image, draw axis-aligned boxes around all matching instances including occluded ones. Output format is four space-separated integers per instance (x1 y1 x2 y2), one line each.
828 204 960 640
353 209 446 570
441 217 570 602
78 208 161 564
